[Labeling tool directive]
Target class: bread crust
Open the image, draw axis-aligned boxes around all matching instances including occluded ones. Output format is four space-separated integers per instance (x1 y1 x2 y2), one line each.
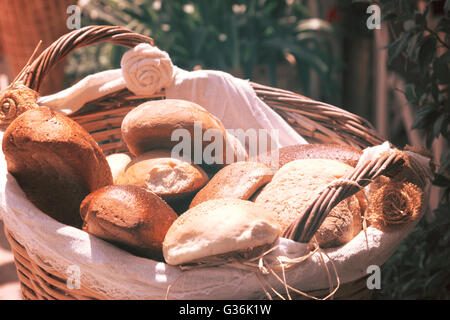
255 159 363 248
81 185 178 260
163 199 280 265
256 144 362 170
106 152 134 183
189 161 274 208
121 99 229 165
2 107 113 228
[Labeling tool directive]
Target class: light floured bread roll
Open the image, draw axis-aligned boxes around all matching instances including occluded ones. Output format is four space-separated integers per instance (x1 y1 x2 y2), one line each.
189 161 274 208
163 199 281 265
255 159 363 248
81 185 178 261
116 149 209 201
106 152 133 183
121 99 230 166
2 106 113 228
256 144 362 170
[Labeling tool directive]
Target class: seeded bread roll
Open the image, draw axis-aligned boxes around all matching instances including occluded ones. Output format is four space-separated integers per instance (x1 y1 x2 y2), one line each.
163 199 281 265
106 152 134 183
189 161 274 209
121 99 232 166
255 159 363 248
256 144 363 170
2 107 113 228
81 185 178 261
116 149 209 201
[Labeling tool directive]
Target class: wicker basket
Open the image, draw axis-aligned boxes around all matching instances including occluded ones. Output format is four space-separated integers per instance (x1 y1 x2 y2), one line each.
2 26 411 300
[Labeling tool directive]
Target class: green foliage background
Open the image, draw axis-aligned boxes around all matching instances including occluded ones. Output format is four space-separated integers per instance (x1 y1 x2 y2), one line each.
374 0 450 299
67 0 342 104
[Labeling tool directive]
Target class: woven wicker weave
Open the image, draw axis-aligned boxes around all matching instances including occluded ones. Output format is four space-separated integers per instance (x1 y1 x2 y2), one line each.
2 25 396 300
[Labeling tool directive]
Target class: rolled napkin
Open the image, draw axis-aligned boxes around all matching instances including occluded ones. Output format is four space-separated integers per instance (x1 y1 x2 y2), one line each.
121 43 174 96
37 69 125 115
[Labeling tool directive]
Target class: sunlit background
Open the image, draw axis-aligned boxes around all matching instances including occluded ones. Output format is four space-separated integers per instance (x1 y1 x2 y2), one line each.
0 0 448 299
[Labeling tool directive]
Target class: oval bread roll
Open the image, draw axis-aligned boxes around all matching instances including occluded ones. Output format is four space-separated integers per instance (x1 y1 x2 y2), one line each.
189 161 274 209
255 159 363 248
121 99 230 165
256 144 362 170
106 152 133 183
81 185 178 260
163 199 281 265
2 107 113 228
116 149 209 201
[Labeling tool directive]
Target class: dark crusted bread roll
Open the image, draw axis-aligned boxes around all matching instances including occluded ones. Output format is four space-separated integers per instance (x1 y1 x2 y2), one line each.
81 185 178 261
2 106 113 228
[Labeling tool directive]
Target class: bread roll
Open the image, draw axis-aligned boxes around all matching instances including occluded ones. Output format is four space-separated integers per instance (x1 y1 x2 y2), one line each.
225 131 248 163
256 144 362 170
121 99 230 166
189 161 274 209
115 149 209 201
255 159 363 248
106 152 133 183
2 107 113 228
81 185 178 260
163 199 281 265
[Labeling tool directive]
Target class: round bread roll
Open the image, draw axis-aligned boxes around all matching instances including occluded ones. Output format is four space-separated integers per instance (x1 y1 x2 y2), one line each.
256 144 362 170
81 185 178 261
189 161 274 209
106 152 133 183
255 159 363 248
121 99 230 166
163 199 281 265
115 149 209 201
2 106 113 228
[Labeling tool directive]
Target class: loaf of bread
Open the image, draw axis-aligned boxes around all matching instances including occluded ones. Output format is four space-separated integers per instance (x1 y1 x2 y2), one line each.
189 161 274 209
121 99 234 166
81 185 178 261
115 149 209 201
256 144 362 170
255 159 363 248
163 199 281 265
106 152 133 183
2 107 113 228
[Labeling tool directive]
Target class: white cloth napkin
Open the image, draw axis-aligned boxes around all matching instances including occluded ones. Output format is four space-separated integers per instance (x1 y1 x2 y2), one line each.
166 67 308 149
37 69 126 114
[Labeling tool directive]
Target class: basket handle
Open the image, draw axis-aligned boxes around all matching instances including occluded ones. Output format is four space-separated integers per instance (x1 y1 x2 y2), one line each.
17 25 154 92
283 151 406 243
